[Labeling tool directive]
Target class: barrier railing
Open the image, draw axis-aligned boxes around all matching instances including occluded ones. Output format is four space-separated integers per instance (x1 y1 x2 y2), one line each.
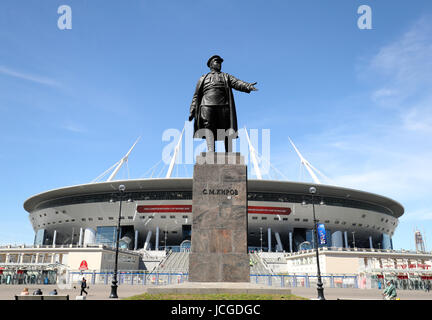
68 271 189 286
2 270 430 291
65 271 359 289
250 274 358 288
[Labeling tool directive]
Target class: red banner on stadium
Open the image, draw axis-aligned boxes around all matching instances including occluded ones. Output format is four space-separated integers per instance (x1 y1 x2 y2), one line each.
248 206 291 215
136 205 291 215
136 205 192 213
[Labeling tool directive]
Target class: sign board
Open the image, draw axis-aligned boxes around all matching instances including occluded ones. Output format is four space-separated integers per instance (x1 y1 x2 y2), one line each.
79 260 88 270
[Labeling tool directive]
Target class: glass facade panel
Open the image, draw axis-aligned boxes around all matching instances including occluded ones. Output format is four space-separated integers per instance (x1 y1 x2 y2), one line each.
34 229 45 245
95 226 117 247
382 233 392 250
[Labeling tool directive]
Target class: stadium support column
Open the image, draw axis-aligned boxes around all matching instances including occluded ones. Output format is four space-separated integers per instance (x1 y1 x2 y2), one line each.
344 231 348 248
52 230 57 247
134 230 138 250
155 227 160 251
83 228 96 246
79 228 83 247
289 231 293 253
144 231 152 250
369 236 373 249
268 228 272 252
275 232 283 252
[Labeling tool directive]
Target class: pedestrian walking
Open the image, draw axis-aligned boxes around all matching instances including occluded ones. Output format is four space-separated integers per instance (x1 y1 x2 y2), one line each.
80 277 88 296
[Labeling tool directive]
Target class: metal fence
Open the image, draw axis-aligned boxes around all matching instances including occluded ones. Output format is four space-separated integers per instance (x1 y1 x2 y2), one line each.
369 275 432 291
0 270 57 285
250 274 358 288
68 271 189 286
65 271 359 289
2 269 431 292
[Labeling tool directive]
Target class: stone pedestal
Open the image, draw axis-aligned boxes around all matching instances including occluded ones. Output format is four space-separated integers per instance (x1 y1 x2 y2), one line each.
189 152 249 282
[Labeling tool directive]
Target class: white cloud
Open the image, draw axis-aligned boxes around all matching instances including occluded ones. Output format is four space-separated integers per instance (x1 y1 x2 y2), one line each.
370 17 432 80
371 88 397 101
61 124 87 134
0 65 60 87
367 15 432 107
400 208 432 222
401 102 432 133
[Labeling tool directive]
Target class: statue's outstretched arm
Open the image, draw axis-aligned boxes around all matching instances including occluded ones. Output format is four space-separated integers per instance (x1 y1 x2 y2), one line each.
228 74 258 93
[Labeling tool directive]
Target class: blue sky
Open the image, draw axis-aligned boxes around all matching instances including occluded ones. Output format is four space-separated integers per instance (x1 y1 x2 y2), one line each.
1 0 432 250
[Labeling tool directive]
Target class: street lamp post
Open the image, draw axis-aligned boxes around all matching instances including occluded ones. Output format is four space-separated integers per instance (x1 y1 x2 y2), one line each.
109 184 126 299
309 186 325 300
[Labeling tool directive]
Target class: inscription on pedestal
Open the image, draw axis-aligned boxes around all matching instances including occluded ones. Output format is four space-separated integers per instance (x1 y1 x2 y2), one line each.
189 152 249 282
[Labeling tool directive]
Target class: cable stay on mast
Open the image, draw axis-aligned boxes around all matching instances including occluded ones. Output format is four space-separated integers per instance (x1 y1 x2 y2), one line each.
288 137 333 185
91 136 141 183
243 127 290 181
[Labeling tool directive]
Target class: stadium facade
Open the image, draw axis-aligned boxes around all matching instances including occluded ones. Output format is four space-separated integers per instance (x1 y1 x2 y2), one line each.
23 177 404 253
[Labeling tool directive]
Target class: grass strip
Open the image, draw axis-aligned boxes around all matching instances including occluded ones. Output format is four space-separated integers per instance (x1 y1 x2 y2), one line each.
124 293 309 300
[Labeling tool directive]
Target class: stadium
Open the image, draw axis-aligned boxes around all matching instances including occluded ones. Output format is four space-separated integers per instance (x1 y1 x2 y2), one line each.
23 136 404 254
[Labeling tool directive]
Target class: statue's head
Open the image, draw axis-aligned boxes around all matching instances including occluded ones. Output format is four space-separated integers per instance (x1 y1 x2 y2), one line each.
207 55 223 71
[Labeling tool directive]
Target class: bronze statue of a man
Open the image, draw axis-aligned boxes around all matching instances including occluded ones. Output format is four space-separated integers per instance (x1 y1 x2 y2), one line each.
189 55 258 152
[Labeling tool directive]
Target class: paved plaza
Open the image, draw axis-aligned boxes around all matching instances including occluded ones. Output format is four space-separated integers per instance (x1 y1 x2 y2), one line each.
1 284 432 300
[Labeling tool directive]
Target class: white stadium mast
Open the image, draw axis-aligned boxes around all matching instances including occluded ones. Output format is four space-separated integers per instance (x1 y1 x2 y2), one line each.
166 126 185 178
161 127 327 184
244 127 263 180
107 137 141 182
288 137 331 185
92 137 141 183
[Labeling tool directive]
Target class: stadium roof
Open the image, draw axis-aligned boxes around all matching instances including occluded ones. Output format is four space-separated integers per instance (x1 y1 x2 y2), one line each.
23 178 404 218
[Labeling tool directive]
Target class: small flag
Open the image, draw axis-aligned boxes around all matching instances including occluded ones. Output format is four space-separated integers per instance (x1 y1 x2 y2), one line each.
317 224 327 245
